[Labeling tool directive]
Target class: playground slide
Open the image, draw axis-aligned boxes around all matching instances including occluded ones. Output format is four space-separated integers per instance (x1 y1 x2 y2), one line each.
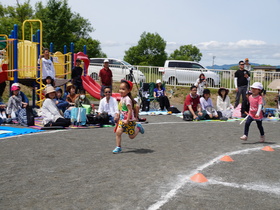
82 75 121 101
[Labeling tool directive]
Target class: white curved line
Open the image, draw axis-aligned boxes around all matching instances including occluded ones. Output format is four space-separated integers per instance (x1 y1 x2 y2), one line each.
148 145 280 210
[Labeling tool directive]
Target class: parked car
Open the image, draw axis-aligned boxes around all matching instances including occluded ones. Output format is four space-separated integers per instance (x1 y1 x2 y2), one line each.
88 58 146 83
159 60 220 86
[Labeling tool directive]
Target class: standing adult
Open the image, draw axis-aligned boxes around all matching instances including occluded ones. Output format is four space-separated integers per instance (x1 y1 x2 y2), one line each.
244 58 252 71
99 59 112 97
194 73 207 96
71 59 84 93
183 85 206 121
234 60 250 108
98 86 118 125
39 48 56 85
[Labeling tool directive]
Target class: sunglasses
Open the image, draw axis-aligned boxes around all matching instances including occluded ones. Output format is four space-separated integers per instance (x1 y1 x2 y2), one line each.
240 64 244 65
104 91 111 93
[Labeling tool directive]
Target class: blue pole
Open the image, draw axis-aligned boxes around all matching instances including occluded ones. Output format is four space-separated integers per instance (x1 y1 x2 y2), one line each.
31 34 36 107
64 45 67 54
83 45 87 55
13 24 18 83
50 42 54 53
36 29 41 78
70 42 74 69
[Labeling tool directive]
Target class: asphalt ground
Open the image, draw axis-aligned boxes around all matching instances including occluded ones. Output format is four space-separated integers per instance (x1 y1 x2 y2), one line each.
0 115 280 210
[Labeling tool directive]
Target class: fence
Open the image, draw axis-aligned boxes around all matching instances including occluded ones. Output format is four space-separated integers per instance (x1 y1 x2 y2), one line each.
134 65 280 92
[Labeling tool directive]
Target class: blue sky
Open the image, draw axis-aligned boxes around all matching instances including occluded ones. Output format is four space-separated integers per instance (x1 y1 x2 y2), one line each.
2 0 280 67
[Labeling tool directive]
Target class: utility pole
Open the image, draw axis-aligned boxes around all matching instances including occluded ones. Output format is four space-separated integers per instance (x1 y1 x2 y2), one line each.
212 56 216 69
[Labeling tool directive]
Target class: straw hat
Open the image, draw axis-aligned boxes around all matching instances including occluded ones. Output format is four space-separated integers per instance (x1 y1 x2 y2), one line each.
45 86 56 95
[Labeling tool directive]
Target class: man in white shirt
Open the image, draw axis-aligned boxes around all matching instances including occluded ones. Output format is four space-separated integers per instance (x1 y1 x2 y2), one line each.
98 86 118 124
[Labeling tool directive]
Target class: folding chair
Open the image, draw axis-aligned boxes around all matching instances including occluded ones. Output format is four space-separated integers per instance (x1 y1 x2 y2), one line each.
139 82 165 111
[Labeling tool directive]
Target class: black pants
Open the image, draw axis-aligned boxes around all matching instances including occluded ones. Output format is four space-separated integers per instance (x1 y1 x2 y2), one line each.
235 85 247 108
0 82 6 99
158 96 170 110
244 115 264 136
45 118 71 127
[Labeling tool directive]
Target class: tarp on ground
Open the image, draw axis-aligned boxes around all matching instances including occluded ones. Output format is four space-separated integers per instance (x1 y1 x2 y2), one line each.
0 126 43 138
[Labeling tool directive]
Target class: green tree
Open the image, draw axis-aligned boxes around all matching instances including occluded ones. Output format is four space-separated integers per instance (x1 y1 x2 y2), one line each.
0 0 105 57
0 1 33 37
124 32 167 66
34 0 94 52
169 44 202 62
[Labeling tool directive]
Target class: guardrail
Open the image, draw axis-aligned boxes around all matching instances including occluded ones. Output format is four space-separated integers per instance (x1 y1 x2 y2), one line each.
134 66 280 92
88 63 279 92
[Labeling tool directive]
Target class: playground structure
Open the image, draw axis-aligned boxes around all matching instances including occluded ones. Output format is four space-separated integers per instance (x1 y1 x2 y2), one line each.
0 19 120 107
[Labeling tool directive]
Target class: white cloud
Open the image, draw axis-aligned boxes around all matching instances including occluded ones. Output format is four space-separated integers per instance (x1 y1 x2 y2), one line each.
194 40 280 66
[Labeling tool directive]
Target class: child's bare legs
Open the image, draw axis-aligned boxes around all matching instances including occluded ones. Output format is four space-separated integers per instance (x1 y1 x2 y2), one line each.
128 127 140 139
115 127 123 147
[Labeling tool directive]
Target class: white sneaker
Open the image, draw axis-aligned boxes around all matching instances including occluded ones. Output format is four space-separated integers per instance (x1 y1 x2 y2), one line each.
240 135 248 141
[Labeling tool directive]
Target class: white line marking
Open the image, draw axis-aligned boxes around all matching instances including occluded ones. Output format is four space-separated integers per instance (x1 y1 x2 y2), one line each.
0 129 67 141
208 180 280 195
148 145 280 210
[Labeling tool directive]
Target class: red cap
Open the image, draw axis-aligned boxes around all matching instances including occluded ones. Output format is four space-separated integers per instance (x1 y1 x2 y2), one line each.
11 86 20 91
121 79 133 91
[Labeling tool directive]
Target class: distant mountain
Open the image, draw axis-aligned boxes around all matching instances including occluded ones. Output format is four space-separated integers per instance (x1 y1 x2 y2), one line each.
206 63 280 70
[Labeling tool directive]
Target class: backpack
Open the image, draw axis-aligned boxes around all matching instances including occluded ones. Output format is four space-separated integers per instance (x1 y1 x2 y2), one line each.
167 106 181 113
17 107 35 126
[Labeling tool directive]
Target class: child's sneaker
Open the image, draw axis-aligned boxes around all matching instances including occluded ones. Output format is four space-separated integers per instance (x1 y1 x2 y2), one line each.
112 147 122 154
240 135 248 141
137 123 145 134
260 135 265 143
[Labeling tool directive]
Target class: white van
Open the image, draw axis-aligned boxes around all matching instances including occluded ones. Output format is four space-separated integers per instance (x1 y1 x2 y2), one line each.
88 58 146 83
160 60 220 86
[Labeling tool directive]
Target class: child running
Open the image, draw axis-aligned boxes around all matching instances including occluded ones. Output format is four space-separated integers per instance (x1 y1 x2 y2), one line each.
113 80 144 154
240 82 265 142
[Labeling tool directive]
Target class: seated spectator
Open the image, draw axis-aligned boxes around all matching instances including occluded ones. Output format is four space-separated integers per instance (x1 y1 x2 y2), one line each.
241 90 252 118
55 87 69 113
98 86 118 125
200 89 219 119
183 85 206 121
11 83 29 104
75 89 91 107
66 85 79 107
63 82 73 100
153 79 170 111
216 87 233 118
275 89 280 109
0 101 7 124
64 85 79 118
0 81 6 102
6 85 28 122
45 76 54 87
41 86 71 127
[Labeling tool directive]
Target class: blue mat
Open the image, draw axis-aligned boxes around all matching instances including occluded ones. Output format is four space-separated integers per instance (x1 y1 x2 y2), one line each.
0 126 43 138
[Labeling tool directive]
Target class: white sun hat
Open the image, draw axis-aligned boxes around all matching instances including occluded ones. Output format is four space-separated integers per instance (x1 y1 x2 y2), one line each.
250 82 263 90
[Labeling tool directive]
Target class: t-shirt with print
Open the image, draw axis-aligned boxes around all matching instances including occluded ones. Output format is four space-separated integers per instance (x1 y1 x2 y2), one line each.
249 95 263 120
42 58 55 79
154 87 165 97
119 96 135 121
